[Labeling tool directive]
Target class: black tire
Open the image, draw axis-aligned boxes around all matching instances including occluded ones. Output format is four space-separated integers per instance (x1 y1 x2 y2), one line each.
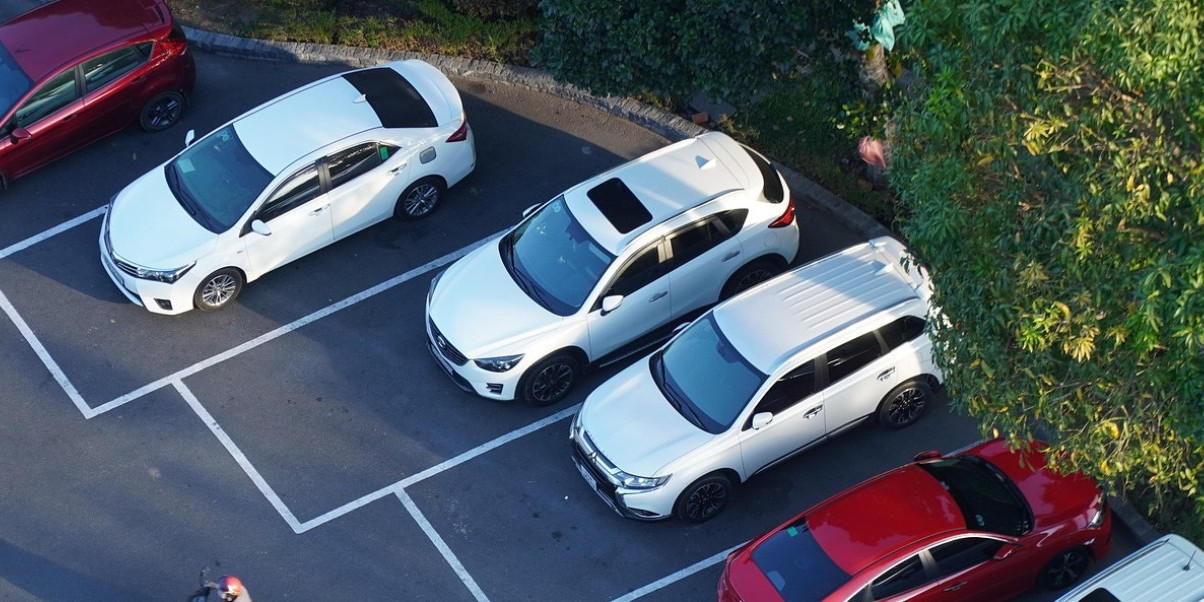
193 268 243 312
876 380 933 429
139 91 185 132
518 353 579 406
395 177 445 220
1038 547 1091 590
674 473 733 523
720 259 782 300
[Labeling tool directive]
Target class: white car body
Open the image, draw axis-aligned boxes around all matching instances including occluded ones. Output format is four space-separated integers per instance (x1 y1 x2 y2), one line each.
1056 534 1204 602
100 59 475 314
425 131 800 404
571 237 944 521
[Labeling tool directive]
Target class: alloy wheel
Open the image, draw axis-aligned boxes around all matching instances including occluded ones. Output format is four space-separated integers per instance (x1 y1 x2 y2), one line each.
684 482 728 521
403 183 439 217
201 274 237 308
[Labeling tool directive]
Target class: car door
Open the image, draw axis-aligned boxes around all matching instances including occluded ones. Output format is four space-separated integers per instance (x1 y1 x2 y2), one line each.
584 241 671 360
77 42 155 141
242 164 333 279
922 536 1023 602
326 142 410 239
819 330 897 434
0 69 84 178
736 359 826 476
665 211 745 318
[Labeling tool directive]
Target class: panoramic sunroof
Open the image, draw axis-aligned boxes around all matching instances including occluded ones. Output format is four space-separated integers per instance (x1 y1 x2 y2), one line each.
342 68 437 129
587 178 652 234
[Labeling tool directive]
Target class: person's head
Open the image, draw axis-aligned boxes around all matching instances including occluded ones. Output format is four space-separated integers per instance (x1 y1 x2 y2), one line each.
215 576 243 601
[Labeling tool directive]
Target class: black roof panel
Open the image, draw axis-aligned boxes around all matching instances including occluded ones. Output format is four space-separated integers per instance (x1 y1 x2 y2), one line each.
342 68 437 129
587 178 652 234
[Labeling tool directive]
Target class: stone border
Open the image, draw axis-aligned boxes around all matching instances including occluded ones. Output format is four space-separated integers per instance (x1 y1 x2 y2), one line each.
181 26 1157 547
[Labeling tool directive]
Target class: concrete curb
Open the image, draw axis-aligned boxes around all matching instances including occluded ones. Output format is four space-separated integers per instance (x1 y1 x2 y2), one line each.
1108 494 1161 545
180 26 890 241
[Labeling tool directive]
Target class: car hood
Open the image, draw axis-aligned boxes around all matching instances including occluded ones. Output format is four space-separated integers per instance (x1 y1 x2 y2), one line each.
974 439 1101 529
579 358 712 477
107 168 218 268
427 239 563 358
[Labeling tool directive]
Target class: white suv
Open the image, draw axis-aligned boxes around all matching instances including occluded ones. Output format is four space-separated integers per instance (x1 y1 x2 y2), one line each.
570 237 943 522
425 132 799 405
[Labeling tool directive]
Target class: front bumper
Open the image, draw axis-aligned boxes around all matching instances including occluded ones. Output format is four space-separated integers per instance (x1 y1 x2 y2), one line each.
568 426 675 521
98 219 194 315
425 314 523 400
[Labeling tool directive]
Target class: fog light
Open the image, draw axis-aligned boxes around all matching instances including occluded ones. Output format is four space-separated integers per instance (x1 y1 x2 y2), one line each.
486 383 503 395
155 299 172 310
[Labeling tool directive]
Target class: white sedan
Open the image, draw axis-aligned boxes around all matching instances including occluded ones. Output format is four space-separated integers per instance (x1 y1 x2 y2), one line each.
100 59 475 314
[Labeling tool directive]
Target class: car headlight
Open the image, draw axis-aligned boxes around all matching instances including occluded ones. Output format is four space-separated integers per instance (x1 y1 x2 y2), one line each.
474 354 524 372
134 262 196 283
427 269 445 304
617 471 670 490
1088 493 1108 528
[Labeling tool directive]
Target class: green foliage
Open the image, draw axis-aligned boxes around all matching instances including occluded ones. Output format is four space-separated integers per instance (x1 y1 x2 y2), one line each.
534 0 874 101
892 0 1204 510
451 0 538 19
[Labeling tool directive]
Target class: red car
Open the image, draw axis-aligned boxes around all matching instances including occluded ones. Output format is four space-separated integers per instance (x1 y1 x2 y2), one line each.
719 439 1112 602
0 0 196 188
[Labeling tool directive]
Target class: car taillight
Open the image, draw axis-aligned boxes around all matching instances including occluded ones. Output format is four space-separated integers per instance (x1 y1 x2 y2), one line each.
768 193 795 228
446 120 469 142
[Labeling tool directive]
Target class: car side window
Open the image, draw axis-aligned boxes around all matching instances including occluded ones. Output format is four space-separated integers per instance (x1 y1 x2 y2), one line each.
929 537 1003 578
869 555 928 599
81 43 152 93
824 331 885 385
327 143 384 189
606 244 665 297
716 209 748 236
754 360 817 416
879 315 927 350
13 70 79 127
258 165 321 222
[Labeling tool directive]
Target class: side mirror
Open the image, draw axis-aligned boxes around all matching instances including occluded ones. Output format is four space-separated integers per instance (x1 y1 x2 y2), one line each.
600 295 623 315
913 450 942 462
521 204 540 218
250 219 271 236
10 126 30 142
184 129 195 147
751 412 774 430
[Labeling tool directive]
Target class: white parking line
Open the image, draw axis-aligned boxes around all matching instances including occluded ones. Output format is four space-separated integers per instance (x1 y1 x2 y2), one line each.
0 205 105 260
397 489 492 602
173 379 305 533
0 288 92 417
611 543 743 602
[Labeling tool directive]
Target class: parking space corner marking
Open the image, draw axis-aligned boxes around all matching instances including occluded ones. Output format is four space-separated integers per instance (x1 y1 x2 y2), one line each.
0 205 106 260
610 542 744 602
0 287 93 417
395 489 491 602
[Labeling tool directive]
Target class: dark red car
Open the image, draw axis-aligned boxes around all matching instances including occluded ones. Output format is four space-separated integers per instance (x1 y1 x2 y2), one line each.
719 439 1112 602
0 0 195 188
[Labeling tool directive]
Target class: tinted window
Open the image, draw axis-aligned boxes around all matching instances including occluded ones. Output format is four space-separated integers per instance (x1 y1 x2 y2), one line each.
717 209 748 235
742 144 784 203
502 196 614 315
750 520 850 602
880 316 927 350
607 244 665 297
930 537 1002 577
14 70 77 127
918 457 1032 536
165 125 273 233
871 556 928 599
825 331 884 384
756 361 817 416
669 220 712 266
327 143 382 188
259 166 321 221
652 314 765 433
81 43 151 92
0 44 32 120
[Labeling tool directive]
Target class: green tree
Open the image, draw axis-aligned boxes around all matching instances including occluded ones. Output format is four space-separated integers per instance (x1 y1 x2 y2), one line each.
891 0 1204 509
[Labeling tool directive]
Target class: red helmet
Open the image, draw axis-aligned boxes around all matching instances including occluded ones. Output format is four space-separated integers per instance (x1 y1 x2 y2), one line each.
216 576 243 599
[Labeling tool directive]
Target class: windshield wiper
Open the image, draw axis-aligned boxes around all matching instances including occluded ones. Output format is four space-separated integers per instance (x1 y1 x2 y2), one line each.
501 237 549 307
164 164 196 216
652 354 705 429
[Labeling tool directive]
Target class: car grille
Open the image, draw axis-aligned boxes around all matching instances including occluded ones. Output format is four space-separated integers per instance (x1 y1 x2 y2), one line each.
428 317 468 366
103 222 142 279
572 433 619 499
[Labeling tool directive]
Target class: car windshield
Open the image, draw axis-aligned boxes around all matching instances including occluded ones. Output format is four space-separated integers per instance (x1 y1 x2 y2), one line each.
165 125 273 233
651 314 765 434
918 456 1033 536
750 518 850 602
0 44 31 120
501 195 614 315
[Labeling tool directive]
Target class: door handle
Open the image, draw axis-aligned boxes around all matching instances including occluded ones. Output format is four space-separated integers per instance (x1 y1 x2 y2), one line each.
722 250 740 262
803 406 823 419
943 582 967 592
877 368 895 381
389 162 408 174
649 291 667 302
308 204 330 216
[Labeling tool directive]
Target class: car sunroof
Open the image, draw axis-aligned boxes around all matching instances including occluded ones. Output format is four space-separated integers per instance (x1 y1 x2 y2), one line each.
587 178 651 234
342 68 437 129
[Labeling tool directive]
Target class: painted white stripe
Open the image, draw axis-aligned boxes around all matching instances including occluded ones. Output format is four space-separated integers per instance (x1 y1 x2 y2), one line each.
610 543 743 602
90 234 496 416
173 379 305 533
396 489 491 602
0 205 105 260
0 288 93 417
296 485 401 533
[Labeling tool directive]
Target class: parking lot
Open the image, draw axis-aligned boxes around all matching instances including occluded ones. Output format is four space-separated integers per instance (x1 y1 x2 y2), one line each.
0 47 1134 601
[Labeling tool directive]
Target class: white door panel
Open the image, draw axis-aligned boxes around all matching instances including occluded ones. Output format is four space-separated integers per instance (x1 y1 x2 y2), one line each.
331 159 410 239
737 394 826 477
244 195 334 278
823 356 898 432
585 273 671 359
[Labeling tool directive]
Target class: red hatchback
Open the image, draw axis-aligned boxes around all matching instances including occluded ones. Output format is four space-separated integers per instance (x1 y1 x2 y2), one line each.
0 0 195 187
719 439 1112 602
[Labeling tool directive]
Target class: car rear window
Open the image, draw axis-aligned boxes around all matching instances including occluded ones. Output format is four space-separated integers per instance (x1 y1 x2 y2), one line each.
587 178 652 234
342 67 437 129
741 144 784 203
750 520 849 602
1080 589 1121 602
918 456 1032 536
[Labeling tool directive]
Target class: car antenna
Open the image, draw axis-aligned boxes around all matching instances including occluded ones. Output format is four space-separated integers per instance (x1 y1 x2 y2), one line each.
1185 547 1197 571
353 93 368 104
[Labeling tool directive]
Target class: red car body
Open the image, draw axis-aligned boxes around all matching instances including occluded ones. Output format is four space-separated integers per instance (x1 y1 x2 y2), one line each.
719 439 1112 602
0 0 195 187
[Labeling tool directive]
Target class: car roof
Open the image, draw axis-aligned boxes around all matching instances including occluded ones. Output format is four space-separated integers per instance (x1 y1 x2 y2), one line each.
806 464 964 575
0 0 160 81
715 236 929 372
234 63 442 176
1056 534 1204 602
564 132 753 255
